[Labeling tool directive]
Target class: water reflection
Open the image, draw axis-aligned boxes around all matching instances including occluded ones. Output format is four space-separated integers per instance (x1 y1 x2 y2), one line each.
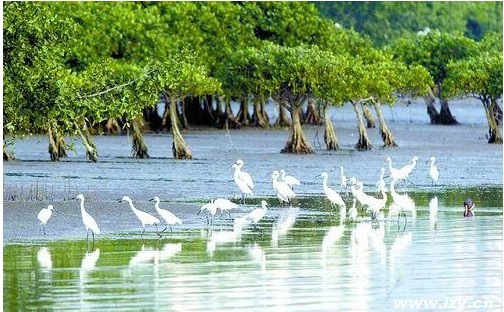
247 243 266 271
3 191 503 311
429 196 439 230
37 247 52 271
206 218 245 257
129 243 183 267
80 248 100 310
321 225 345 269
271 207 299 248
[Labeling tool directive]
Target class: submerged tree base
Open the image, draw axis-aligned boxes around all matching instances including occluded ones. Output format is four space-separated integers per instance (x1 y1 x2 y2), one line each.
3 143 14 161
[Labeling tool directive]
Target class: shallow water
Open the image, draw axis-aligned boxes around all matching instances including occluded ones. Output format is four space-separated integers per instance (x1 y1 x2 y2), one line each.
3 192 503 311
3 100 503 310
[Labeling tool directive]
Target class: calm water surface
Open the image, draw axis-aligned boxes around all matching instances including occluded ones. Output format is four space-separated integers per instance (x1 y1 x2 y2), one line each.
4 193 503 311
3 101 503 311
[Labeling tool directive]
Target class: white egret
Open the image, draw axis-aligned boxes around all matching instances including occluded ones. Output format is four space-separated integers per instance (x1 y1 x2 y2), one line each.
319 172 346 209
340 166 348 192
386 157 402 181
37 205 54 235
350 179 386 221
119 196 160 237
271 170 296 206
389 179 416 225
427 156 439 186
386 156 418 183
280 169 301 189
245 200 269 231
198 201 218 225
348 198 358 222
75 194 101 242
214 198 239 219
232 159 254 204
376 168 387 193
150 196 182 234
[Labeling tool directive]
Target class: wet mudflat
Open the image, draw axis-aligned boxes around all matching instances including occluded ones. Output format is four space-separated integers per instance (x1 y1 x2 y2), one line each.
3 100 503 310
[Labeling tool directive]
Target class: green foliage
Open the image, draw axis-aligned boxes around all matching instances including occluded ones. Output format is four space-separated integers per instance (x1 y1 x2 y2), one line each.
444 53 503 102
315 1 503 46
389 30 478 85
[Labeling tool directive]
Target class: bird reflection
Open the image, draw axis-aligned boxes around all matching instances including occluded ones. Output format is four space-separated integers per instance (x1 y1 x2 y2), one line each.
429 196 438 230
206 218 245 257
129 243 182 267
389 179 416 228
37 247 52 271
81 248 100 272
271 207 299 248
321 225 345 269
247 243 266 271
80 248 100 309
389 232 413 280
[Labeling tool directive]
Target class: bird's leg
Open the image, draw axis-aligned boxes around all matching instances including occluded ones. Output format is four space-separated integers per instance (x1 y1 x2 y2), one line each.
42 225 46 236
86 231 89 242
141 227 145 237
161 225 167 233
228 211 232 220
92 231 95 244
155 224 162 238
169 225 173 234
403 213 408 229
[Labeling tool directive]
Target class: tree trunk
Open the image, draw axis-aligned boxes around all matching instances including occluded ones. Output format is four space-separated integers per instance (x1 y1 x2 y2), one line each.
3 141 15 161
236 97 251 126
260 100 270 124
168 94 192 159
361 102 376 128
373 100 398 147
275 100 292 127
281 101 313 154
492 101 502 126
221 96 241 129
303 98 322 125
252 96 269 128
439 99 459 125
104 117 121 134
353 101 373 150
424 86 440 124
48 122 60 161
75 120 98 162
132 115 150 158
484 99 503 144
161 102 171 131
179 98 189 129
48 122 68 161
323 104 339 150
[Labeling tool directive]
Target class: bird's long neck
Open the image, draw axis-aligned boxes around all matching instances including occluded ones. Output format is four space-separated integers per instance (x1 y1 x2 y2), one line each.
154 200 160 212
390 179 396 194
322 176 328 189
380 188 387 201
127 200 138 213
80 198 86 214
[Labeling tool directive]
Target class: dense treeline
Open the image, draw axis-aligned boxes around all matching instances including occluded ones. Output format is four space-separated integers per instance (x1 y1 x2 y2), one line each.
3 2 502 162
314 1 503 46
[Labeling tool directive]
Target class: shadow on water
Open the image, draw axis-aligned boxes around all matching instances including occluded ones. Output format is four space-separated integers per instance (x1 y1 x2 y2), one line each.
4 188 503 311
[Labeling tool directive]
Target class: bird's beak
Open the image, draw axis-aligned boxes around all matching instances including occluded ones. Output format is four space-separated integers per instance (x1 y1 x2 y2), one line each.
116 198 122 203
148 198 154 202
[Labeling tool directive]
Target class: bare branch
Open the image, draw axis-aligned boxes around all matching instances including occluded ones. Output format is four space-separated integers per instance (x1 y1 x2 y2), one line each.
77 69 154 100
